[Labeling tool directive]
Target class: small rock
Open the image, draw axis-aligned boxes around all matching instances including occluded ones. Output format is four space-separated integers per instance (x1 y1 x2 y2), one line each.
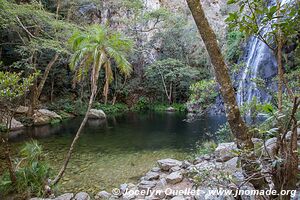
95 191 111 199
120 183 128 193
151 167 161 172
88 109 106 119
203 155 211 160
170 166 181 172
158 158 182 171
181 160 191 169
214 142 238 162
123 190 136 200
166 171 183 184
138 180 157 190
74 192 90 200
54 193 74 200
263 137 277 158
171 196 185 200
224 157 240 172
145 172 160 180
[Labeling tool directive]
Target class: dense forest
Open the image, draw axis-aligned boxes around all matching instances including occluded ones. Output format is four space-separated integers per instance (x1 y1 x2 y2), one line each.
0 0 299 199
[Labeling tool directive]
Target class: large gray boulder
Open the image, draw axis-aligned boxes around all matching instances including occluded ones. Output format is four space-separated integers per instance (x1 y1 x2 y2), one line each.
157 158 182 171
33 109 62 125
214 142 238 162
88 109 106 119
0 117 24 130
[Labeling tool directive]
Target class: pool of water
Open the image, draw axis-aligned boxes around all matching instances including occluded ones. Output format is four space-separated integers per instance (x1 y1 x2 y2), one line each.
5 112 226 194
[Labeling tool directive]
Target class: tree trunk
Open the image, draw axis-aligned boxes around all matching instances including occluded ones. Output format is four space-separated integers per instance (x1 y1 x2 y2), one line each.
186 0 268 190
186 0 252 149
52 60 100 185
36 53 59 99
2 115 17 185
52 85 96 185
276 0 283 112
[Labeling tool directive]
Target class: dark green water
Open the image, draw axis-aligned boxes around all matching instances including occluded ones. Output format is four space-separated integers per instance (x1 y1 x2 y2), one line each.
8 112 226 194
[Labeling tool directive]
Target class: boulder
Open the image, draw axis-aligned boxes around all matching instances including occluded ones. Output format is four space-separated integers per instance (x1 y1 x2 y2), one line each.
74 192 90 200
158 158 182 171
214 142 237 162
54 193 74 200
33 109 62 125
95 191 111 199
1 117 24 130
166 171 183 184
166 107 176 112
88 109 106 119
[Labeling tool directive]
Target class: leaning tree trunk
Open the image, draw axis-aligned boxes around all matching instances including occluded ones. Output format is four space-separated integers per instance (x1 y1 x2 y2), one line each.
27 54 59 116
186 0 267 190
186 0 252 149
52 61 100 185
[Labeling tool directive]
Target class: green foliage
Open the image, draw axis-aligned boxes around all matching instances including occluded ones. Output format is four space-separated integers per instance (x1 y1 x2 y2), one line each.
145 59 200 103
192 141 217 158
257 98 299 139
150 103 186 112
0 141 51 197
94 103 129 115
69 24 133 101
214 123 233 143
187 79 218 112
226 0 300 50
0 71 37 101
225 31 245 63
48 98 86 116
132 97 151 111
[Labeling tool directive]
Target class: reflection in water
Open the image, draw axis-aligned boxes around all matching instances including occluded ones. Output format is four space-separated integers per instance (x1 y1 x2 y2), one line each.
6 112 226 194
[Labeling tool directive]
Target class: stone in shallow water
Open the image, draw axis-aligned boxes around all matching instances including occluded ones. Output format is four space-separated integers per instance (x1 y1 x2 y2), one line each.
74 192 90 200
166 171 183 184
88 109 106 119
157 158 182 171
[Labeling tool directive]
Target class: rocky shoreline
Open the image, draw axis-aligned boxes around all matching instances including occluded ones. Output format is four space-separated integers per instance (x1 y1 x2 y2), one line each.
29 133 300 200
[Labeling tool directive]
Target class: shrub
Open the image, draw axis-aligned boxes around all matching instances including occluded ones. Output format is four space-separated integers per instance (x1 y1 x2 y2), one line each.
186 79 218 113
0 141 51 197
192 141 217 158
93 103 129 115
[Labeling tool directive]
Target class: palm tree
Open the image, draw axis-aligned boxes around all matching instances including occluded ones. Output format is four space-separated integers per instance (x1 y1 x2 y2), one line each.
52 25 133 185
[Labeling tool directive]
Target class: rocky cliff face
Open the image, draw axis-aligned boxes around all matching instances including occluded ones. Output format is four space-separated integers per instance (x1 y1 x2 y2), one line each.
71 0 232 62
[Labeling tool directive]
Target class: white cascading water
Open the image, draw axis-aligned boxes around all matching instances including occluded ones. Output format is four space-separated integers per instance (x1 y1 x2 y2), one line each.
236 0 290 106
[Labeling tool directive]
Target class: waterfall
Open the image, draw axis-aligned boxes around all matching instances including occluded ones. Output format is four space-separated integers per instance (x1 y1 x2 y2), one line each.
236 0 290 106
